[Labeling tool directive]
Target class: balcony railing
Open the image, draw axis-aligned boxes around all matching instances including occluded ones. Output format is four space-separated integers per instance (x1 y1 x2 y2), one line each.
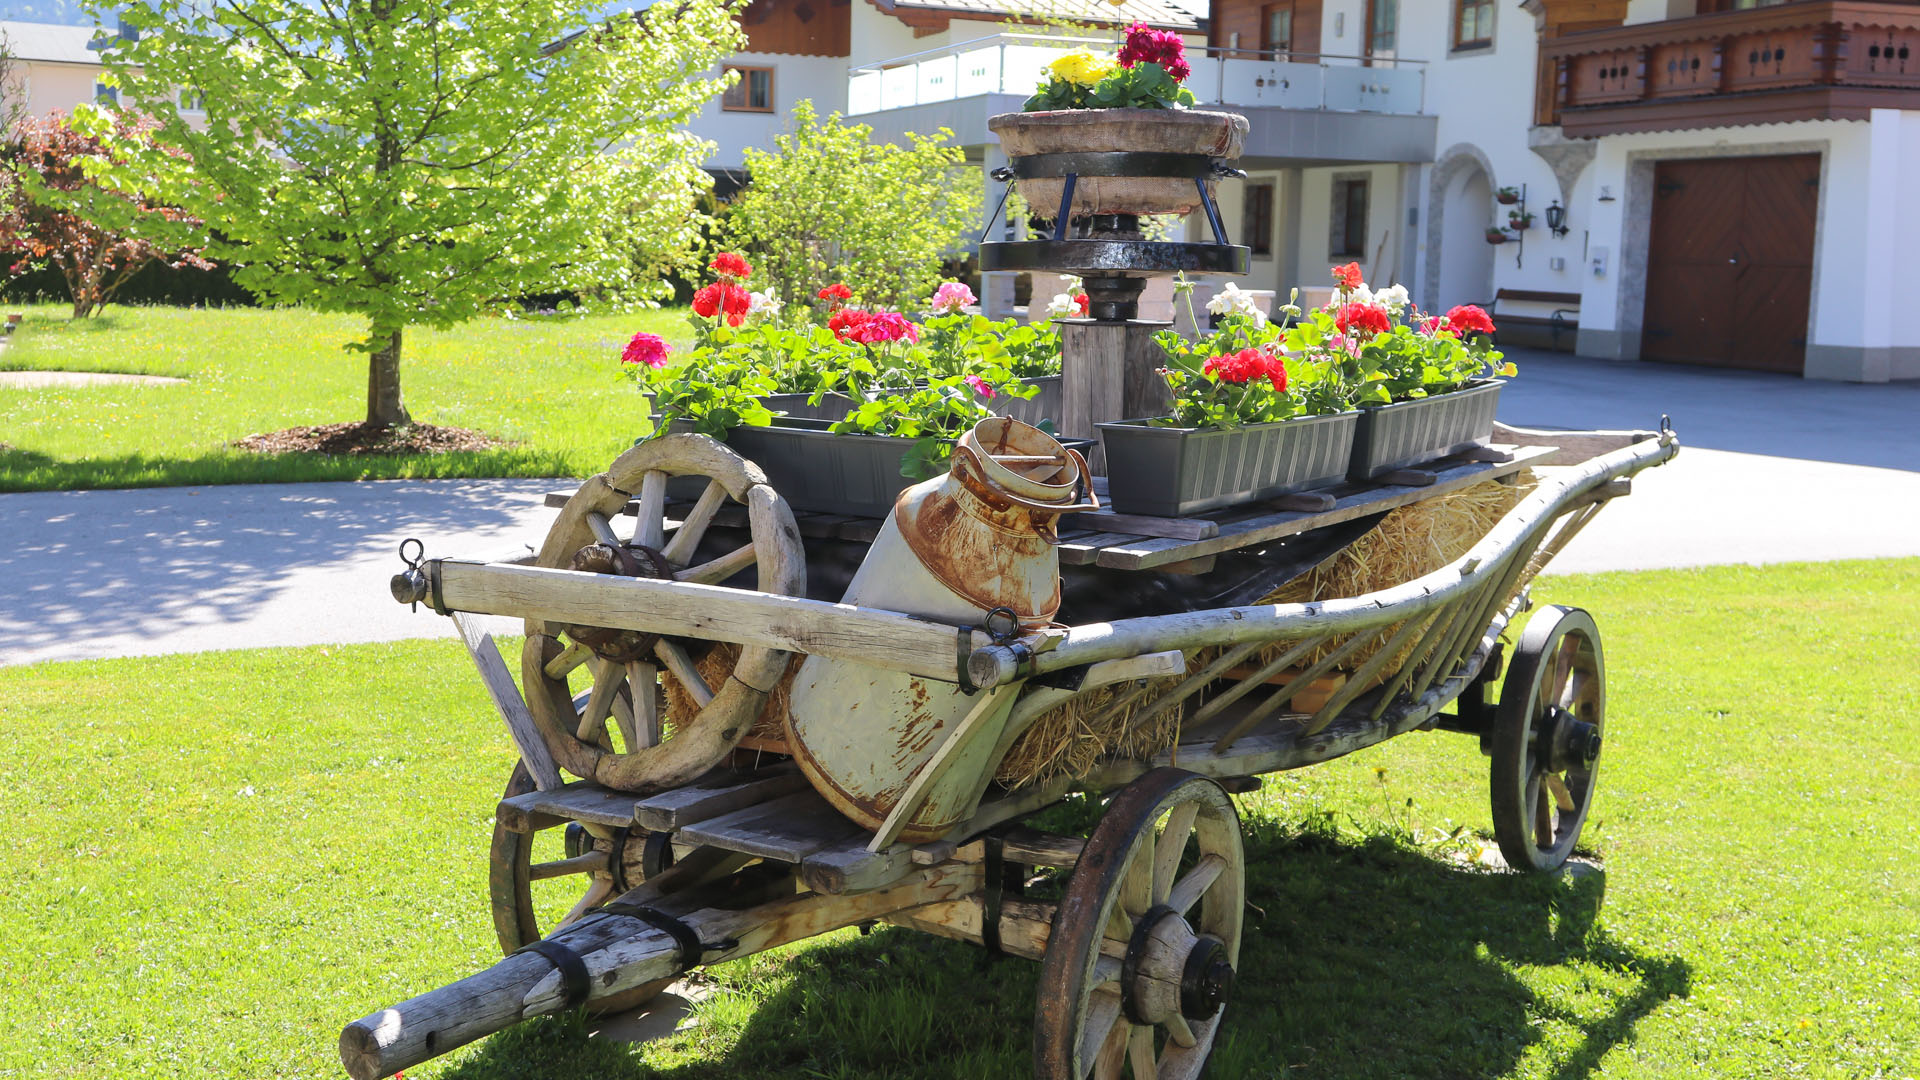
1538 0 1920 135
847 34 1426 118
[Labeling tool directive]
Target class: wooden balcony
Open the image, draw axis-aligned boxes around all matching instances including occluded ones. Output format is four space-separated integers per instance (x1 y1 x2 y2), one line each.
1537 1 1920 136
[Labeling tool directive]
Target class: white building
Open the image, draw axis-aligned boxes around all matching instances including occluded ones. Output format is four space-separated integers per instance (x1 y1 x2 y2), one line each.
740 0 1920 382
0 19 118 116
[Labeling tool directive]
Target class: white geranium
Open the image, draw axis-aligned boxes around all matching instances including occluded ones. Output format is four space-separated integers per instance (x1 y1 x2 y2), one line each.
1207 282 1268 327
747 290 782 321
1376 283 1410 313
1046 293 1077 317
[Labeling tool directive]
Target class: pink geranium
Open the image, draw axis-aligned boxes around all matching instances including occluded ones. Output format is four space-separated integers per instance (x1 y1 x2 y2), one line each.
964 374 995 399
929 281 977 313
848 310 920 345
621 332 671 368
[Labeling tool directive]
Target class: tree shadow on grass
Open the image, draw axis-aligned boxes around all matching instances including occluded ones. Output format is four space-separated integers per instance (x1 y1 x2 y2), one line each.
434 815 1690 1080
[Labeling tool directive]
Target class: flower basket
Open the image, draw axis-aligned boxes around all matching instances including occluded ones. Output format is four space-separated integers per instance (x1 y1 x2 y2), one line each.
1347 379 1504 481
989 108 1248 219
1097 411 1357 517
1495 187 1521 205
760 391 858 423
1484 228 1508 245
990 375 1063 430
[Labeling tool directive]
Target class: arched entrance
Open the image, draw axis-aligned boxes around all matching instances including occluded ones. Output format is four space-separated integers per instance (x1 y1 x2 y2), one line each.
1423 145 1498 315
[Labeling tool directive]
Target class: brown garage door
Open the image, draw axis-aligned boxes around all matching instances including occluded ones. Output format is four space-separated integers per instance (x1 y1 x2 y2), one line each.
1642 154 1818 374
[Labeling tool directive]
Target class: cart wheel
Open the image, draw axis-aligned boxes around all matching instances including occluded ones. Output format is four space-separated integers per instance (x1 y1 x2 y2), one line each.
488 762 678 1012
520 433 805 794
1036 768 1246 1079
1489 605 1606 873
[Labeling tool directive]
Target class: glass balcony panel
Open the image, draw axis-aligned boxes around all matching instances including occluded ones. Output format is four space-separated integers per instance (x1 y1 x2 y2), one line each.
917 54 957 104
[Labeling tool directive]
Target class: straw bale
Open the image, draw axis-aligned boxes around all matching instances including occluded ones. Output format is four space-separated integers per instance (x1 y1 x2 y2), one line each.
662 641 795 743
994 675 1186 789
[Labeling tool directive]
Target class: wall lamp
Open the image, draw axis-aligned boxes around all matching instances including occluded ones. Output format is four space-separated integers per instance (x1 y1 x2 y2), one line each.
1545 200 1570 238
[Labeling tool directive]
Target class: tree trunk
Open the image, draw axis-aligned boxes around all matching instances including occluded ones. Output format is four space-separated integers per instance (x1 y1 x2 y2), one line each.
366 327 411 428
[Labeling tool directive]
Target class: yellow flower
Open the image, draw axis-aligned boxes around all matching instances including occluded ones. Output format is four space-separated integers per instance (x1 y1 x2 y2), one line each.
1049 50 1115 88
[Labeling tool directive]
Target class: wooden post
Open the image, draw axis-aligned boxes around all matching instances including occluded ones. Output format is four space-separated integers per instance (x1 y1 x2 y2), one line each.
1059 318 1172 473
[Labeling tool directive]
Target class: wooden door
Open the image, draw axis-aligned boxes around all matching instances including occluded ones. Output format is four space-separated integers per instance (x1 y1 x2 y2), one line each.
1642 154 1818 373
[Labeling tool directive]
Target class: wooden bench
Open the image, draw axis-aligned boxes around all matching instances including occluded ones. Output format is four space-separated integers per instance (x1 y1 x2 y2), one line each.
1484 289 1580 351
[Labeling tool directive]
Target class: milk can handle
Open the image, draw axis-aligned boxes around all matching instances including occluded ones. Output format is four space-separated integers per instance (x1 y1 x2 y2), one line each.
955 442 1101 515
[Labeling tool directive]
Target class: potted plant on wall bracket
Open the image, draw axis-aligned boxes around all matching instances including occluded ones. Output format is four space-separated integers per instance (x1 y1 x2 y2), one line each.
1495 185 1521 205
1507 208 1536 232
1098 300 1359 517
1484 226 1509 245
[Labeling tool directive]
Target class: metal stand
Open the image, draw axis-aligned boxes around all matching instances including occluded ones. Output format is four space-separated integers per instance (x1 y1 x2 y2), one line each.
979 152 1252 323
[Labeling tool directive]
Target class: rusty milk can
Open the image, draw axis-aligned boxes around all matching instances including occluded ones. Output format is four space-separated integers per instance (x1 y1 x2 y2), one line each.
785 416 1098 842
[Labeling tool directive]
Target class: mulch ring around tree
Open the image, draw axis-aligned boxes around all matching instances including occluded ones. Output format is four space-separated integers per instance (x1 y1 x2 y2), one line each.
234 421 507 456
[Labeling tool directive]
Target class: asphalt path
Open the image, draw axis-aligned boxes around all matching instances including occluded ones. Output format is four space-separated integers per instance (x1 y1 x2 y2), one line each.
3 349 1914 666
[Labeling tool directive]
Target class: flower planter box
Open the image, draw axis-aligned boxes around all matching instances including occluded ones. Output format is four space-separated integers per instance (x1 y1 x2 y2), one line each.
1347 379 1504 482
990 375 1063 431
989 108 1249 219
1096 411 1357 517
760 391 857 422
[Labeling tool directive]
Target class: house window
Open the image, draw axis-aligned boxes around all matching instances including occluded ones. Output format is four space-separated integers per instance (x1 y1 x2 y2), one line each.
179 87 207 112
722 66 773 112
1367 0 1398 60
1262 2 1293 56
1242 181 1275 258
1329 176 1369 258
93 80 118 105
1454 0 1495 50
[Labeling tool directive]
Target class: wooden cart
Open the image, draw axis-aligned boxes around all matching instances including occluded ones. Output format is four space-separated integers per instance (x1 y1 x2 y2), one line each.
346 419 1678 1080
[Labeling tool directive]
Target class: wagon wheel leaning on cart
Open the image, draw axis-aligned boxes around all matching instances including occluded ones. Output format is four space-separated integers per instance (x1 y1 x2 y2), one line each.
491 434 805 953
1487 605 1606 872
1037 769 1247 1079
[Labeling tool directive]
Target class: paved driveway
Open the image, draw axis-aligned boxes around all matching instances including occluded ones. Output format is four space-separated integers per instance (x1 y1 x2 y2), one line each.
1495 348 1920 573
3 351 1913 666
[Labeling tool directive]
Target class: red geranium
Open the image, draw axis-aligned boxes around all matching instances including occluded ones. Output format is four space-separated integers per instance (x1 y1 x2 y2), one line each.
710 252 752 279
621 332 672 369
1444 304 1496 336
693 281 751 326
1334 301 1392 338
1117 21 1191 82
828 306 869 341
818 282 852 303
1332 262 1363 292
1073 293 1090 317
1202 348 1287 392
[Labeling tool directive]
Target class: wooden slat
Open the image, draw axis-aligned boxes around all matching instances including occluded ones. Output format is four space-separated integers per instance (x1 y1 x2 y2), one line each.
452 613 563 792
1091 446 1555 571
1061 510 1219 541
676 790 866 863
434 560 991 682
633 766 811 832
1057 532 1138 566
496 782 639 833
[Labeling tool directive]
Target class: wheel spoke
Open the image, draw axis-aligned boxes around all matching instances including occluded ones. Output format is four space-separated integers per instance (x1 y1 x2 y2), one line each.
1152 802 1199 906
543 639 593 680
575 658 625 743
676 541 757 586
1550 635 1580 704
1077 989 1124 1079
1534 783 1554 848
656 639 715 708
1559 669 1592 713
1166 854 1225 916
1090 952 1123 993
1092 1018 1130 1080
1127 1022 1157 1078
1165 1012 1197 1049
660 479 728 567
633 470 669 550
553 875 613 930
585 511 621 547
528 850 607 881
626 660 661 748
1547 772 1576 814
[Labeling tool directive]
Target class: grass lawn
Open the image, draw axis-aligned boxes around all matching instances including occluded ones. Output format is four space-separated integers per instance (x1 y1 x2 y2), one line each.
0 304 689 492
1 559 1915 1078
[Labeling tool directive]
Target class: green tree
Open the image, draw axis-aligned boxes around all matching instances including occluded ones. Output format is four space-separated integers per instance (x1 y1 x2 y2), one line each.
110 0 744 427
724 101 976 315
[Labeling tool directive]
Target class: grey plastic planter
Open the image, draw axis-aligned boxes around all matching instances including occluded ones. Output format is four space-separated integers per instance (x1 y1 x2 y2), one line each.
1347 379 1504 481
990 375 1063 430
760 391 857 422
1097 410 1358 517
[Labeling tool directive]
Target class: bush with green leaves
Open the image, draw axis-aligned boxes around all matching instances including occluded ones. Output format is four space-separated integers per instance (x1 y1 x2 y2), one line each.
721 103 976 316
